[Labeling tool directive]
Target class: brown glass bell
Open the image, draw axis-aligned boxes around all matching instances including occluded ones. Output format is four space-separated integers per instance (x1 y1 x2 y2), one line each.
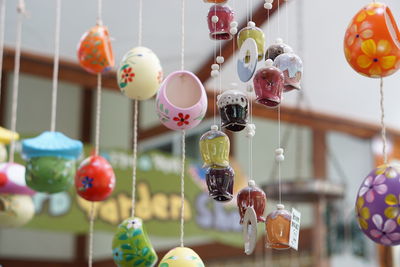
217 90 248 132
205 165 234 202
265 204 291 249
237 180 266 224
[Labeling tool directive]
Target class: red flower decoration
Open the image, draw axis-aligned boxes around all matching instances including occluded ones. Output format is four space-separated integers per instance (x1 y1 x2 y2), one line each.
121 67 135 83
173 113 190 126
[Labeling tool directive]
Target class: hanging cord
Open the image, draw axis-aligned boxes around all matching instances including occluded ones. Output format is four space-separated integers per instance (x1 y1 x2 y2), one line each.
277 0 280 37
213 38 216 126
88 202 96 267
180 130 186 247
218 42 222 127
96 0 102 26
180 0 185 71
250 0 253 22
9 0 26 163
285 0 289 45
50 0 61 132
94 74 102 156
138 0 143 46
379 78 387 164
131 100 138 217
278 105 282 204
0 0 6 104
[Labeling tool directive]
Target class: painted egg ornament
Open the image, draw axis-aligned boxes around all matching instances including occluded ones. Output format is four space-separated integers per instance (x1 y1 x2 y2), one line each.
118 47 163 101
356 164 400 246
217 89 248 132
77 25 115 74
237 21 266 62
206 165 234 202
265 204 291 249
112 217 157 267
0 193 35 228
199 125 230 168
265 38 293 61
75 155 115 202
344 2 400 78
207 5 234 40
159 247 205 267
156 71 207 131
273 52 303 92
237 180 266 224
0 163 35 195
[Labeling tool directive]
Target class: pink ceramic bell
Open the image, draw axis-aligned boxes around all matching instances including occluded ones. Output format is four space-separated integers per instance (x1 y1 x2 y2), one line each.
207 5 234 40
253 59 284 108
237 180 266 224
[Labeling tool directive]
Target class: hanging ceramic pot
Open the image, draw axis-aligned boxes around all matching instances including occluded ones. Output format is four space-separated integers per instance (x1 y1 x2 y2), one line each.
355 164 400 246
159 247 205 267
199 125 230 168
75 155 115 202
0 193 35 228
205 165 234 202
253 59 284 108
265 204 291 249
112 217 158 267
237 21 265 62
344 2 400 78
118 47 163 101
237 38 258 83
265 39 293 61
217 90 248 132
77 25 115 74
207 5 234 40
237 180 266 224
155 71 207 131
0 163 35 195
22 131 83 194
273 53 303 92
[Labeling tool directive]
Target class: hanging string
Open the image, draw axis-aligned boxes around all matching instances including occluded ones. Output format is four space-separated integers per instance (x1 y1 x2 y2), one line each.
130 100 138 217
180 0 185 71
277 0 281 37
138 0 143 46
379 78 387 164
285 0 289 45
96 0 102 26
218 42 222 127
0 0 6 104
88 202 96 267
278 105 282 204
50 0 61 132
250 0 253 22
9 0 26 163
94 74 102 156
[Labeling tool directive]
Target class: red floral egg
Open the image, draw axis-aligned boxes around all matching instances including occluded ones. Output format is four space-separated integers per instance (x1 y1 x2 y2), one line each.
75 155 115 202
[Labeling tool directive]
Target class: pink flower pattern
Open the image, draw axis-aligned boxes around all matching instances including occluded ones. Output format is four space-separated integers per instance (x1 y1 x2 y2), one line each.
358 174 388 203
370 214 400 245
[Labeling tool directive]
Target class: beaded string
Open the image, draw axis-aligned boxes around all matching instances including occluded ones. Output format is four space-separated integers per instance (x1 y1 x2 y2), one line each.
379 78 387 164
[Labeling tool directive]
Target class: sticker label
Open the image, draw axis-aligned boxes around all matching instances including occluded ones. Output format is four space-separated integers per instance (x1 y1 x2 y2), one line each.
289 208 301 250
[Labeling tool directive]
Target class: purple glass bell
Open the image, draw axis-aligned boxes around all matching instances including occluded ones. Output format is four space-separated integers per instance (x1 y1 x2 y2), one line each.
207 5 234 40
217 90 248 132
206 165 234 202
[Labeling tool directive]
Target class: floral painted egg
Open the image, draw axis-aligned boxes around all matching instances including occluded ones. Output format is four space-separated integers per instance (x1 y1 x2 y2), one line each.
77 25 115 74
344 3 400 78
112 217 157 267
0 194 35 228
75 155 115 202
356 164 400 245
118 47 163 101
159 247 205 267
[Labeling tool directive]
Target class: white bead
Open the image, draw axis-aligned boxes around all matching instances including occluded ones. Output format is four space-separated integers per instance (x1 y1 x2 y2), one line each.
247 123 256 131
265 0 274 3
230 27 238 35
245 131 255 138
212 15 219 23
265 59 274 67
211 69 219 77
216 56 225 64
264 3 273 9
277 204 285 210
248 180 256 187
247 21 256 28
275 154 285 162
230 21 238 27
211 63 220 70
211 125 218 131
275 148 284 155
275 38 284 44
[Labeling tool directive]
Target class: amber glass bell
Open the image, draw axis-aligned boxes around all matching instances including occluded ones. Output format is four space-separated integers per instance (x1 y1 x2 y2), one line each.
265 204 291 249
217 90 248 132
237 21 265 61
199 125 230 168
237 180 266 224
206 165 234 202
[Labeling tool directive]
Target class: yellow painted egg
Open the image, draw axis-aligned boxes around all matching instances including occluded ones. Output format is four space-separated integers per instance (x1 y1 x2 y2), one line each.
159 247 204 267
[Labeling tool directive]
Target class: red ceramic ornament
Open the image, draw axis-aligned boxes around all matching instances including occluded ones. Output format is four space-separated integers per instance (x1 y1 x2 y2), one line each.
0 171 7 187
207 5 234 40
75 155 115 202
77 25 115 74
344 2 400 78
237 180 266 224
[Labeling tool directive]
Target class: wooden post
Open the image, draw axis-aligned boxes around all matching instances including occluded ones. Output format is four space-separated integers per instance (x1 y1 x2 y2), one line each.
0 71 8 126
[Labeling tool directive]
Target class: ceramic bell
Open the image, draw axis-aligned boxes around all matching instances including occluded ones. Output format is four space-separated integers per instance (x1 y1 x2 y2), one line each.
273 53 303 92
0 163 35 196
159 247 205 267
344 2 400 78
206 165 234 202
265 204 291 249
77 25 115 74
118 47 163 101
75 155 115 202
237 180 266 224
237 21 265 62
22 131 83 194
356 164 400 245
156 71 207 131
112 217 157 267
199 125 230 168
253 59 284 108
217 90 248 132
207 5 234 40
0 194 35 228
265 38 293 61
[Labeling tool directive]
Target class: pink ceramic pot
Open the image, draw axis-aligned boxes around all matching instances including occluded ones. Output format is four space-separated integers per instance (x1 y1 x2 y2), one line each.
156 71 208 131
207 5 234 40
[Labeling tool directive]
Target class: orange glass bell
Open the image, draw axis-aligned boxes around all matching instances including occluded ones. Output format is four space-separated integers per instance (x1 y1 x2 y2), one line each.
265 204 291 250
77 25 115 74
344 2 400 78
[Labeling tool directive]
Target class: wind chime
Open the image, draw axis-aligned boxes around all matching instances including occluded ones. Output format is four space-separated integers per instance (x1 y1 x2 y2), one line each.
344 2 400 246
0 0 35 228
75 0 116 266
111 0 161 266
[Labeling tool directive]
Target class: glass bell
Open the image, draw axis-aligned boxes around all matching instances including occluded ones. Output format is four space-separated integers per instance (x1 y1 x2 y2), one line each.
253 59 284 108
265 204 291 249
207 5 234 40
273 52 303 92
206 165 234 202
199 125 230 168
237 180 266 224
237 21 265 62
217 90 248 132
265 38 293 61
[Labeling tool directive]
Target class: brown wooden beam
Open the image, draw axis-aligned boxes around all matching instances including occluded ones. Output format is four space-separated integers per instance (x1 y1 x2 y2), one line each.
80 87 94 143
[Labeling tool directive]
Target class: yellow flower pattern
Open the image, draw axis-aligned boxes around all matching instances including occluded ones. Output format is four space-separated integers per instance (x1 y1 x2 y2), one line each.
356 197 370 230
376 165 398 179
384 194 400 225
356 3 382 22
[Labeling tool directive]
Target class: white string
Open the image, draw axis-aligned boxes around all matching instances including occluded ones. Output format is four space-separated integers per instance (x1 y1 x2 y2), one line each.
285 0 289 45
219 42 222 127
138 0 143 46
94 73 102 156
50 0 61 132
379 78 387 164
180 130 185 247
88 202 95 267
278 0 281 37
131 99 138 218
96 0 102 26
278 105 282 204
0 0 6 104
180 0 185 71
9 0 26 163
213 38 216 126
250 0 253 22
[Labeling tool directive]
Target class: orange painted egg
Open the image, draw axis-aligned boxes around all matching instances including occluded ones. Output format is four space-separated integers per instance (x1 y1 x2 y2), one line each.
344 3 400 78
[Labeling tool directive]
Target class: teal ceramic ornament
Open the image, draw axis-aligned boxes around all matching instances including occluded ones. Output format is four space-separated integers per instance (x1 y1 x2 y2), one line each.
112 217 158 267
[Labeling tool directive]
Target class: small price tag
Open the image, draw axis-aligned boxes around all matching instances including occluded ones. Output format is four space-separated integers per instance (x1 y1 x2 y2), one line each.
289 208 301 250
